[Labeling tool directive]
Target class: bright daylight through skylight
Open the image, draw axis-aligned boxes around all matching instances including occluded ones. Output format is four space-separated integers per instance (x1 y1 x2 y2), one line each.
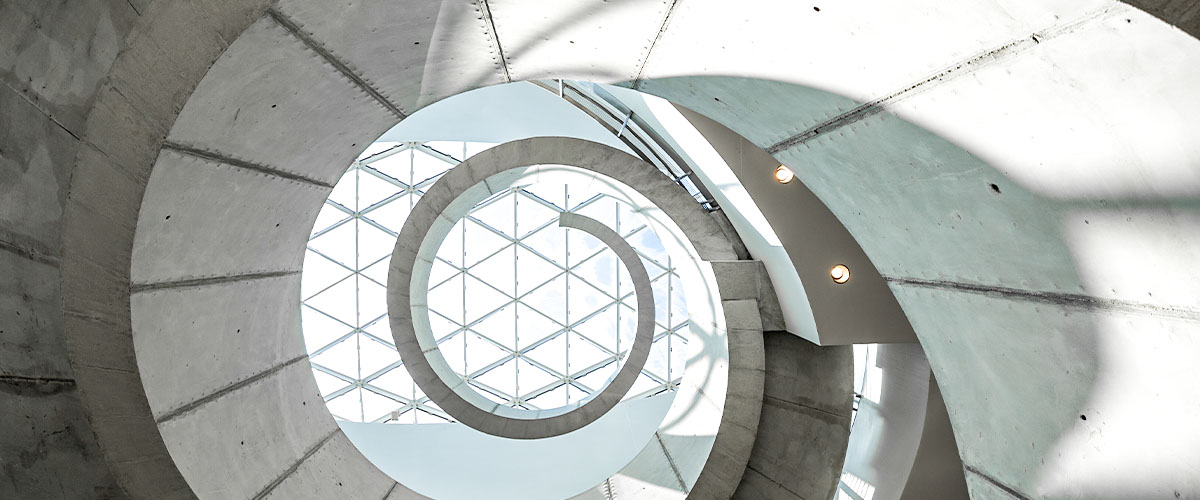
300 140 688 423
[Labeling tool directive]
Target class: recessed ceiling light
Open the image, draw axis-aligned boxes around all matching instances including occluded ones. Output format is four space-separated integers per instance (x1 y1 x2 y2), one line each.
774 165 795 184
830 264 850 284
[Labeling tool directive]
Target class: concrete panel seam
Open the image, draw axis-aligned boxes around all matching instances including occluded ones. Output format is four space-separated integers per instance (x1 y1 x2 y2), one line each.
631 0 682 89
0 78 82 140
266 8 409 119
0 231 60 266
962 464 1036 500
154 354 308 424
0 374 76 387
381 482 398 500
744 465 809 500
474 0 512 82
765 4 1127 155
654 431 689 493
162 141 336 188
250 428 340 500
762 394 852 421
886 276 1200 321
131 270 299 294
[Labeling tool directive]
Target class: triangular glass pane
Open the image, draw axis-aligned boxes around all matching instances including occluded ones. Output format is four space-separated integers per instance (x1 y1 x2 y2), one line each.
522 181 566 210
435 219 465 268
627 374 664 400
670 274 689 328
469 191 517 238
565 183 604 212
301 250 352 300
471 304 516 353
463 274 511 325
573 361 618 394
464 219 512 268
516 193 561 238
567 276 614 323
516 357 560 398
308 221 357 268
521 274 566 326
525 383 568 410
325 388 362 421
359 334 400 376
312 368 350 397
515 303 564 351
571 249 618 298
645 336 671 382
525 333 567 378
474 359 517 400
365 149 411 184
363 193 414 233
358 171 403 209
427 309 462 342
631 228 669 268
327 170 357 209
521 223 567 268
311 202 351 235
362 387 402 422
360 258 389 287
515 245 563 297
358 278 388 327
424 141 463 161
429 258 460 289
467 245 515 299
566 227 605 267
304 278 357 327
651 278 670 327
301 306 352 354
358 222 397 269
310 336 360 379
568 333 613 375
362 319 393 346
464 332 511 377
572 305 620 355
368 365 414 401
413 149 455 185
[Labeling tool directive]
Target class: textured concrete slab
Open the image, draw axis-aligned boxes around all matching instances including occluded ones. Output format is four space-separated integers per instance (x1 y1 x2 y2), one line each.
157 360 336 500
131 149 327 284
167 16 398 186
131 274 307 419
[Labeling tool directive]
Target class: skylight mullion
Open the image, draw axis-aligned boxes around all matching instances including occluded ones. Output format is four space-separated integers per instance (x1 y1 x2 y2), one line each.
359 163 413 190
466 328 517 356
305 329 356 357
357 143 411 164
307 210 354 241
518 355 568 382
312 363 357 384
518 380 567 402
320 383 358 402
466 377 516 404
300 270 356 302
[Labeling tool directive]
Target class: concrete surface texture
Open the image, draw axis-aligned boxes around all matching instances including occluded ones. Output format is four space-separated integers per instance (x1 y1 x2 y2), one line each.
2 0 1199 499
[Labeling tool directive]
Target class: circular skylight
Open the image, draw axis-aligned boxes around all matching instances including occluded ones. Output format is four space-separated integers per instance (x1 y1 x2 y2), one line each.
300 141 688 422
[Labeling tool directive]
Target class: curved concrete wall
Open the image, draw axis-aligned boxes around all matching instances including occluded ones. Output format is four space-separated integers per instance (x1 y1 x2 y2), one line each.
4 0 1200 498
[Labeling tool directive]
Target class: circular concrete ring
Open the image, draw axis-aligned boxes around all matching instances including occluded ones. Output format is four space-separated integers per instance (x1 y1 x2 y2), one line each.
389 171 655 439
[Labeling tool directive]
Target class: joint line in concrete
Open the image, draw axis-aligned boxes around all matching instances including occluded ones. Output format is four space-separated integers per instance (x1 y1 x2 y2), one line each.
0 235 60 267
963 464 1036 500
1 78 82 141
0 374 76 387
155 354 308 424
762 394 853 421
745 465 810 500
475 0 512 82
654 432 689 493
381 482 398 500
631 0 681 90
162 141 335 188
266 8 409 119
131 270 299 294
885 276 1200 321
251 428 339 500
765 5 1125 155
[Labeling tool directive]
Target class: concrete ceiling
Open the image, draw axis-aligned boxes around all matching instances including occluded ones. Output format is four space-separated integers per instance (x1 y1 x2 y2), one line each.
3 0 1200 499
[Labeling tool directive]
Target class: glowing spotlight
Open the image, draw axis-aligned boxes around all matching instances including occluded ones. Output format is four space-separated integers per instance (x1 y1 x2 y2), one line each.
774 165 795 184
830 264 850 284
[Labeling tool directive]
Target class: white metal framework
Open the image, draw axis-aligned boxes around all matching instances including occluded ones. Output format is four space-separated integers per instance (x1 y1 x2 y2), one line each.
300 141 688 423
